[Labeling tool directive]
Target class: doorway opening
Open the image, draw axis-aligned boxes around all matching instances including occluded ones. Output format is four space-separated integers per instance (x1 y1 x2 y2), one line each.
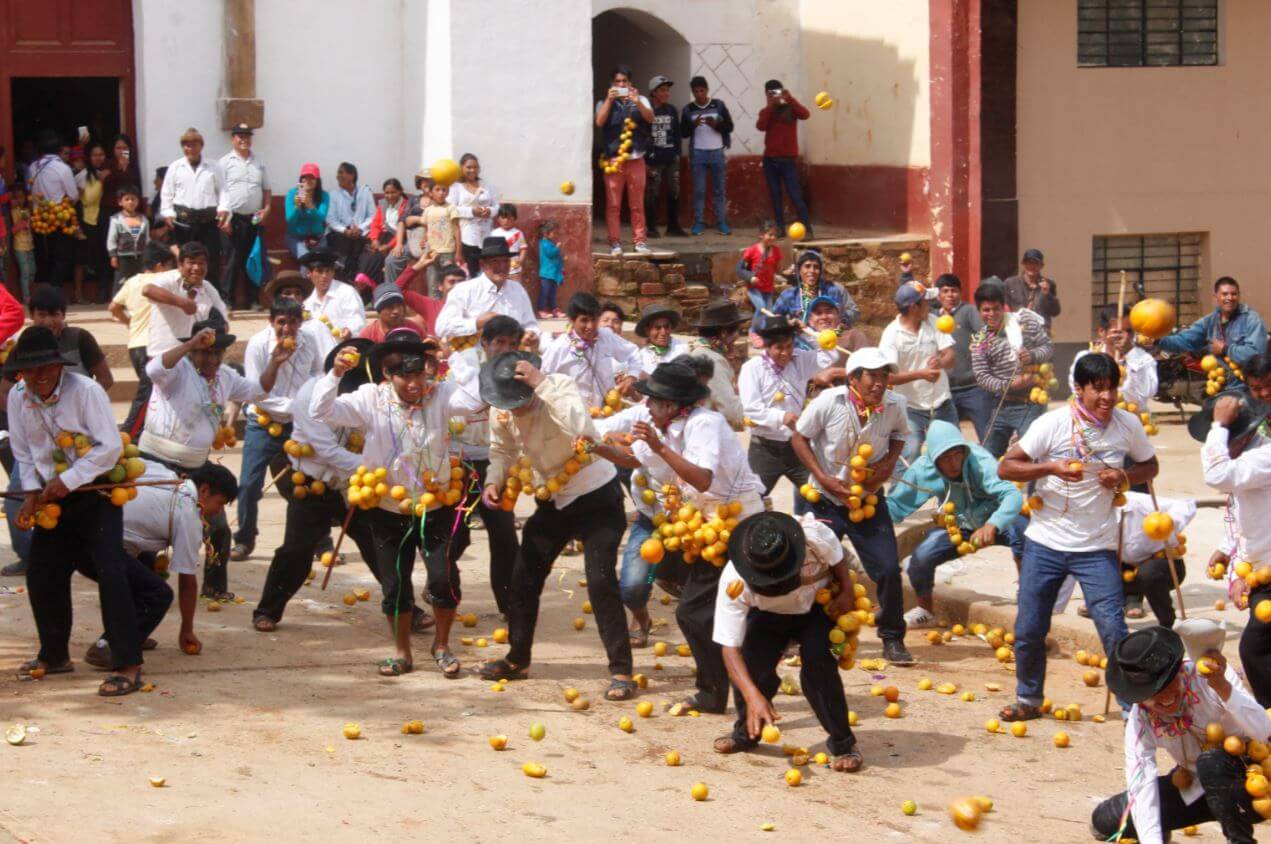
10 77 122 166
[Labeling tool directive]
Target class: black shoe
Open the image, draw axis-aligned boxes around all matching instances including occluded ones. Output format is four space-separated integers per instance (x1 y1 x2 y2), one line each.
666 226 690 237
647 227 661 239
230 543 254 561
1 559 28 577
882 638 915 666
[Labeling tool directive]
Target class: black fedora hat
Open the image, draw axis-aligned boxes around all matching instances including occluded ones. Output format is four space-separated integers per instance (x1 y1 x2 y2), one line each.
479 351 542 410
185 318 236 349
299 249 340 269
635 360 710 405
1187 393 1269 443
263 269 313 303
479 236 512 260
1105 626 1186 704
727 512 806 596
324 337 376 392
754 312 797 339
3 326 76 375
635 303 682 338
367 332 440 377
692 299 747 331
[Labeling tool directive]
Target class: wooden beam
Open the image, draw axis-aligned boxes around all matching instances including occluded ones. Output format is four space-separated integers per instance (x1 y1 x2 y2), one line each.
219 0 263 129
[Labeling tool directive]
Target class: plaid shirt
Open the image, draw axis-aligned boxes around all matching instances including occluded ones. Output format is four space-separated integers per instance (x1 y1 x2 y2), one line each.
970 309 1052 398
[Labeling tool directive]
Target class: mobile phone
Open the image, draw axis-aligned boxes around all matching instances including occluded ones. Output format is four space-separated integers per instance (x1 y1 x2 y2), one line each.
770 88 784 97
615 87 630 96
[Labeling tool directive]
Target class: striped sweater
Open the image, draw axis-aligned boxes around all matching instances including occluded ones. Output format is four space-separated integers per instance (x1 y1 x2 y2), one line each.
970 309 1053 399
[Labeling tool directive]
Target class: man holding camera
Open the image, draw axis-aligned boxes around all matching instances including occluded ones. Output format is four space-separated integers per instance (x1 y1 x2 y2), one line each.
756 80 812 238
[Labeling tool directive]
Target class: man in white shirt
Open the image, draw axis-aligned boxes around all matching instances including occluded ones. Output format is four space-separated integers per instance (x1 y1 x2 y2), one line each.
142 241 230 359
711 511 863 772
217 123 271 309
1069 303 1159 410
436 236 539 348
879 281 956 464
28 130 78 285
739 313 837 514
9 327 172 697
300 250 366 358
159 128 227 285
793 347 911 664
540 292 638 410
631 303 687 377
1091 626 1270 844
997 352 1158 722
231 299 321 561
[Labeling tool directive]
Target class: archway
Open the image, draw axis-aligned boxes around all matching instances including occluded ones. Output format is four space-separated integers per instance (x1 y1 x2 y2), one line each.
590 8 692 224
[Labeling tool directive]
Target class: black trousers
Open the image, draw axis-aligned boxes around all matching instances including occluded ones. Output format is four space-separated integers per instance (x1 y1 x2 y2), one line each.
810 494 906 642
730 607 856 756
34 230 74 287
1242 584 1271 707
507 479 632 676
27 491 172 669
1092 749 1262 844
122 346 152 438
220 212 260 305
469 459 519 615
1123 556 1185 627
361 505 469 616
747 436 809 515
328 230 367 282
254 486 379 623
171 219 222 285
675 560 729 711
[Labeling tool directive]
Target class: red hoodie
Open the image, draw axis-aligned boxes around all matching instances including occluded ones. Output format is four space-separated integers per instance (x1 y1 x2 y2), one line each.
755 96 811 158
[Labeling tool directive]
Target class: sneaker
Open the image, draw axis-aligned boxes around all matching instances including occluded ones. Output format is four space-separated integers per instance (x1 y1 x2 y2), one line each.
882 638 916 666
230 542 254 561
690 223 705 236
717 222 732 235
610 243 623 256
1 559 28 577
634 242 652 254
903 606 937 629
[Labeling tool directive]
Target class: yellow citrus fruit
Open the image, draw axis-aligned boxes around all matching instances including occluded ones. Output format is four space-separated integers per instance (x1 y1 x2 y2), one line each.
1053 731 1070 748
1010 722 1027 738
784 768 802 787
691 782 709 801
761 724 781 744
342 723 361 740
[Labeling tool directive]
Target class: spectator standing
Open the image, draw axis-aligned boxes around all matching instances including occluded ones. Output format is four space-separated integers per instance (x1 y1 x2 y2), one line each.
217 123 271 308
681 76 734 236
595 65 654 256
8 184 36 301
489 204 526 281
283 163 327 260
536 221 564 319
28 129 79 287
423 179 461 297
879 281 957 464
73 143 112 303
447 154 497 277
99 133 142 223
644 75 687 239
159 128 227 288
756 80 812 237
1003 248 1061 330
105 184 149 290
936 273 989 440
325 162 375 281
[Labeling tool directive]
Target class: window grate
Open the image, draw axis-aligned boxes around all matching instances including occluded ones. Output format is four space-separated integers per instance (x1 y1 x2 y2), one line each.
1078 0 1218 67
1091 234 1205 329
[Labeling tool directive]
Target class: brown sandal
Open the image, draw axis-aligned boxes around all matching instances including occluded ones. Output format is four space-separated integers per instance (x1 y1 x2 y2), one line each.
831 748 864 772
713 736 749 754
253 616 278 632
1000 702 1043 722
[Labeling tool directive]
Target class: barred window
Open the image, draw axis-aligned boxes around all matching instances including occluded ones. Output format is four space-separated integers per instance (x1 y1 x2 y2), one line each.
1091 234 1204 328
1078 0 1219 67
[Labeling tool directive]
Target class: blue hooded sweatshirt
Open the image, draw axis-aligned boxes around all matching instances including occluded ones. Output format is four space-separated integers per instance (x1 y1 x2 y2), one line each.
888 420 1023 532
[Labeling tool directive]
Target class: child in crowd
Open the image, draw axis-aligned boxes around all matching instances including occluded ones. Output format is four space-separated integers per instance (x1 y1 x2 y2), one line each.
737 221 781 330
9 183 35 301
537 220 564 319
490 204 526 281
106 185 150 290
599 300 625 335
423 179 461 298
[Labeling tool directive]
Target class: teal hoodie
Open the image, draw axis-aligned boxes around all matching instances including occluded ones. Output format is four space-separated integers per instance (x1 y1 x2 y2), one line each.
888 420 1023 532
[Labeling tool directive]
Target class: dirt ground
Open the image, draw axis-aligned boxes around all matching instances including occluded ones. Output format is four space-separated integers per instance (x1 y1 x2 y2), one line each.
0 390 1264 842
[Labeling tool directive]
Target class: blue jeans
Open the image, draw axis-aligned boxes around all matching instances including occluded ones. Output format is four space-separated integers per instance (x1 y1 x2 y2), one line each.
1014 538 1128 705
746 287 774 330
233 418 290 546
809 494 905 642
906 517 1028 597
901 399 959 465
5 462 32 563
691 148 727 227
537 278 560 313
950 385 991 443
620 515 657 610
983 399 1044 459
761 156 810 229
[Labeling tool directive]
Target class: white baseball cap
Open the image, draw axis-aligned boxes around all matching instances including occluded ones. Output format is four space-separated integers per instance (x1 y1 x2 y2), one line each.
845 347 898 375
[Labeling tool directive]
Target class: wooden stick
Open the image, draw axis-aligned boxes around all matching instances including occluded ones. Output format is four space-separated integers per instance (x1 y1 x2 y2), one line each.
1147 479 1187 622
259 463 293 497
0 478 185 499
320 505 358 591
1116 269 1127 325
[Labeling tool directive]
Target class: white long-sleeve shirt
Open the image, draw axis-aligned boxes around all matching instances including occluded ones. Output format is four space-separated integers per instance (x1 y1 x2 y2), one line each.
446 181 497 248
1202 426 1271 564
738 348 823 442
685 344 745 430
145 269 230 357
1119 492 1196 564
8 372 121 492
1124 662 1270 844
631 337 688 377
123 463 202 576
1070 345 1158 409
160 156 225 219
243 327 322 421
303 281 367 358
540 327 639 408
144 357 263 463
435 275 539 339
309 373 485 513
287 377 364 485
